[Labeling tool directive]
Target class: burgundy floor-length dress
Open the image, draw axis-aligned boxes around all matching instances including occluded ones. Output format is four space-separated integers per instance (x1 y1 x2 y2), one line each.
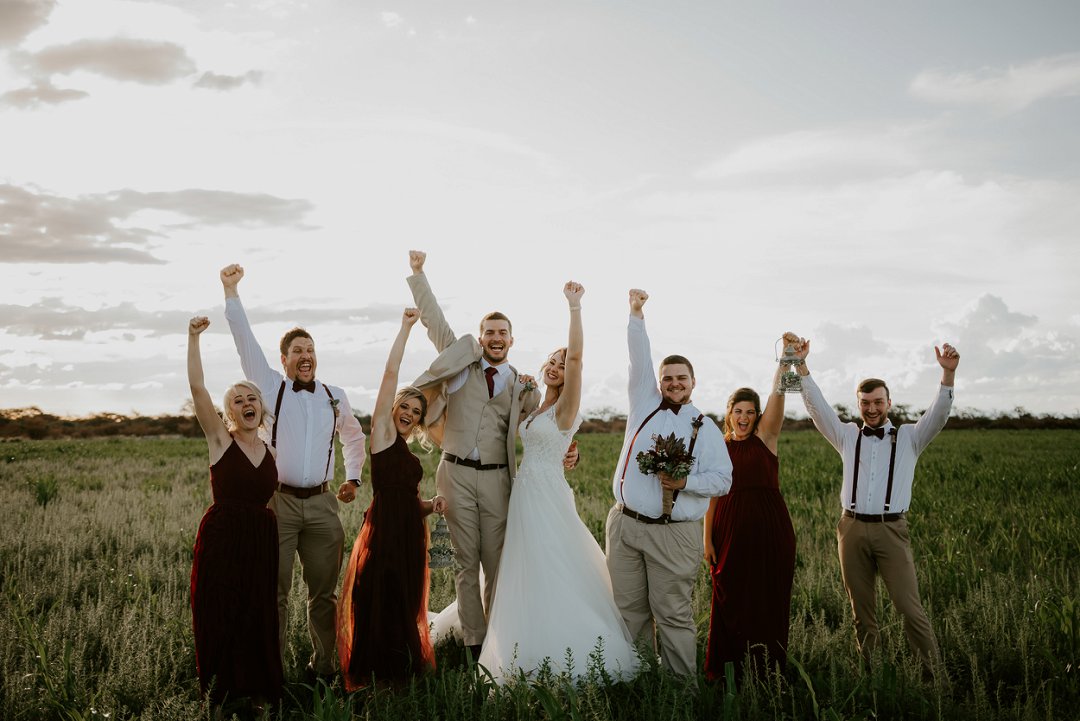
190 440 282 704
337 434 434 690
705 433 796 680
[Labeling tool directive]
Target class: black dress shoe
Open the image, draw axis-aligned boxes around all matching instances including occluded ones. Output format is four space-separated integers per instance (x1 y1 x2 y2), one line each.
466 644 482 663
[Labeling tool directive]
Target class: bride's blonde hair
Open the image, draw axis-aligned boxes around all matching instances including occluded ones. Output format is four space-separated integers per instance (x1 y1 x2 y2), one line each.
539 348 568 396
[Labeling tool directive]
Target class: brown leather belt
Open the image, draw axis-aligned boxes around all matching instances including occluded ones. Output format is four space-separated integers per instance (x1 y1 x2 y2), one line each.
843 509 905 523
277 482 329 499
620 504 682 525
442 453 508 471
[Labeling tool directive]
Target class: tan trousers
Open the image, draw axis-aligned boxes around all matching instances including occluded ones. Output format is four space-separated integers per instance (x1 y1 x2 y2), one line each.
268 490 345 674
437 460 512 647
604 505 702 676
836 515 939 668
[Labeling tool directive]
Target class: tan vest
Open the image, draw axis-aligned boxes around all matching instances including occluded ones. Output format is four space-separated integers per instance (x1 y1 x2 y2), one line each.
441 364 513 463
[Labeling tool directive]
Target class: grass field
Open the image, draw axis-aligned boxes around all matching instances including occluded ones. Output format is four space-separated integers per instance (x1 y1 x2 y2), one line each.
1 430 1078 720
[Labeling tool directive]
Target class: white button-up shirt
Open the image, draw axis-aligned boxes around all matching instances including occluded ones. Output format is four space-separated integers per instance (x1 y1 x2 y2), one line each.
610 316 733 521
800 374 953 514
224 297 366 487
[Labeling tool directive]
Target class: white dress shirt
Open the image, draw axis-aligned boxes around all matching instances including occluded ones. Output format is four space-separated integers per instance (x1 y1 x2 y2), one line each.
800 374 953 514
610 316 733 521
446 358 511 397
224 297 366 487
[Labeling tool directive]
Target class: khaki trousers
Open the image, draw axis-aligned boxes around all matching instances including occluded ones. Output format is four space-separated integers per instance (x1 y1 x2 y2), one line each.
437 459 512 647
836 514 939 668
268 490 345 674
605 505 702 676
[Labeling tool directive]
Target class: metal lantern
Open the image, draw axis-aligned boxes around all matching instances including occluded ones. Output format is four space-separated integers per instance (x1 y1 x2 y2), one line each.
775 338 804 394
428 514 454 569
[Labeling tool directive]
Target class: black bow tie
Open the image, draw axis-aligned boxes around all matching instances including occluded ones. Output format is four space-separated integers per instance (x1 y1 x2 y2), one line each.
861 426 885 439
293 379 316 393
659 399 682 415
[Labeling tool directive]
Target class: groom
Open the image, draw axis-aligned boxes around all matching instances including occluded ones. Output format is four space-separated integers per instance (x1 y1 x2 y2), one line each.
406 250 542 659
606 288 733 676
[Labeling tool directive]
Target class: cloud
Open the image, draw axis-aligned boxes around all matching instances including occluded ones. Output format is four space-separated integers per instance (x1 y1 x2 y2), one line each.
193 69 263 91
0 298 406 341
698 125 925 180
0 0 55 48
796 297 1080 415
934 295 1080 412
26 37 197 84
0 79 87 108
381 11 404 28
0 183 315 264
910 52 1080 111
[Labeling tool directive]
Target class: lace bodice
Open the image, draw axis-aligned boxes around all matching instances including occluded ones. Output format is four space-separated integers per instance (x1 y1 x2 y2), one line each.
516 406 581 479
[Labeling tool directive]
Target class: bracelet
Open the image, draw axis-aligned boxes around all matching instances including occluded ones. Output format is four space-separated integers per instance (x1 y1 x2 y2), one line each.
569 305 581 311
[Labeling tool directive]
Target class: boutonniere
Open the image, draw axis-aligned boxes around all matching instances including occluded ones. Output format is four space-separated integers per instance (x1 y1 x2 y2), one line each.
522 379 536 393
329 397 340 420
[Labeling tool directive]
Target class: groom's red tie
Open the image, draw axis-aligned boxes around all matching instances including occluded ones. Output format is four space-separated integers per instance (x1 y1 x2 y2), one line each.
485 367 498 398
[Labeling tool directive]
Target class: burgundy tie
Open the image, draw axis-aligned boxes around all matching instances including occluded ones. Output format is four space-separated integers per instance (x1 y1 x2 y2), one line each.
485 367 498 398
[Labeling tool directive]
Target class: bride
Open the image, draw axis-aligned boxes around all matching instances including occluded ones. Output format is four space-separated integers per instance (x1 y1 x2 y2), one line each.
464 281 639 682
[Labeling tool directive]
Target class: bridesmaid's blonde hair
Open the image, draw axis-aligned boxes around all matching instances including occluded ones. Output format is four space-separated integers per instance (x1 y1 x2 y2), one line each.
394 386 432 451
221 381 273 434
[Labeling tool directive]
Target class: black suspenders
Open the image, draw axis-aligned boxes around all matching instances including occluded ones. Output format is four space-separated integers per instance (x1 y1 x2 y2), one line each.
849 427 899 511
271 380 338 482
619 406 705 511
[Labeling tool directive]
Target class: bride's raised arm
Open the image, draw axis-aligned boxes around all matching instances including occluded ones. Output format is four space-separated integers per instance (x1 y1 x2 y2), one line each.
555 281 584 431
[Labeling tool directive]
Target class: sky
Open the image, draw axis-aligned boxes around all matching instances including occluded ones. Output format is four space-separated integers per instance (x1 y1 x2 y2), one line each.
2 0 1079 419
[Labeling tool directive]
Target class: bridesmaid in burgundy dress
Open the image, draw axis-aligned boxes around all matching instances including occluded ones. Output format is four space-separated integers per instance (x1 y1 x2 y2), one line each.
337 308 446 690
187 316 282 713
704 337 798 681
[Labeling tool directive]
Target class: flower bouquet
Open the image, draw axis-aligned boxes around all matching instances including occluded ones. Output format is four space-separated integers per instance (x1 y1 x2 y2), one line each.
636 431 696 517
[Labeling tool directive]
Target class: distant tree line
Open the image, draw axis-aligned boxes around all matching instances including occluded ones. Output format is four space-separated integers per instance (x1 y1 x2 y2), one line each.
2 403 1078 441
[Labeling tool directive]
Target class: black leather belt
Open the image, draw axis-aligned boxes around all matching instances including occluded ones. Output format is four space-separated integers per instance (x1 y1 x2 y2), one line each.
620 504 682 525
843 509 905 523
442 453 508 471
277 482 329 499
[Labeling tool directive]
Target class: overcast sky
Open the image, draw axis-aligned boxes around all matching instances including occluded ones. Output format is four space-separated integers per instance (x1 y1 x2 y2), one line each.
2 0 1079 419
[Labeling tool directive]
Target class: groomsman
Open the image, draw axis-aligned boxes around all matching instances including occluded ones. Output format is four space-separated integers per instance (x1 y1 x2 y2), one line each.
794 337 959 672
406 250 542 659
220 264 366 681
606 289 733 676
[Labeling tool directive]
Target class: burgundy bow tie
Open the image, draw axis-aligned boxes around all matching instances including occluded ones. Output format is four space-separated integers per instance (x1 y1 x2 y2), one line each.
293 379 316 393
861 426 885 439
659 398 682 415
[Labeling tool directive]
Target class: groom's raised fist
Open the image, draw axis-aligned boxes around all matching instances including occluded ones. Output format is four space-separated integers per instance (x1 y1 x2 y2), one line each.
409 250 426 274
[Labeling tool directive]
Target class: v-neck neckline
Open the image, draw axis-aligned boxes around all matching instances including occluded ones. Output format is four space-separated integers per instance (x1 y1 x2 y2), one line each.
231 437 267 469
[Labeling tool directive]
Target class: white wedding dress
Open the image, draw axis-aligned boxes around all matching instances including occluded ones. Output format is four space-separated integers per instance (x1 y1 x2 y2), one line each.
465 406 640 683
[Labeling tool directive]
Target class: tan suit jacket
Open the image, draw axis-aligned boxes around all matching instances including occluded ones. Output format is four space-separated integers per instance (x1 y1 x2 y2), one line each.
409 273 538 478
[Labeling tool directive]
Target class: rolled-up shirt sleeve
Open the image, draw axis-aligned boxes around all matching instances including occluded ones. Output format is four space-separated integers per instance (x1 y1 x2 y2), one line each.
680 421 733 498
334 389 367 480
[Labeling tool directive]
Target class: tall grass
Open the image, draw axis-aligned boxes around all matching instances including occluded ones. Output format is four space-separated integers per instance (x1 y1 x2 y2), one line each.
0 431 1077 719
